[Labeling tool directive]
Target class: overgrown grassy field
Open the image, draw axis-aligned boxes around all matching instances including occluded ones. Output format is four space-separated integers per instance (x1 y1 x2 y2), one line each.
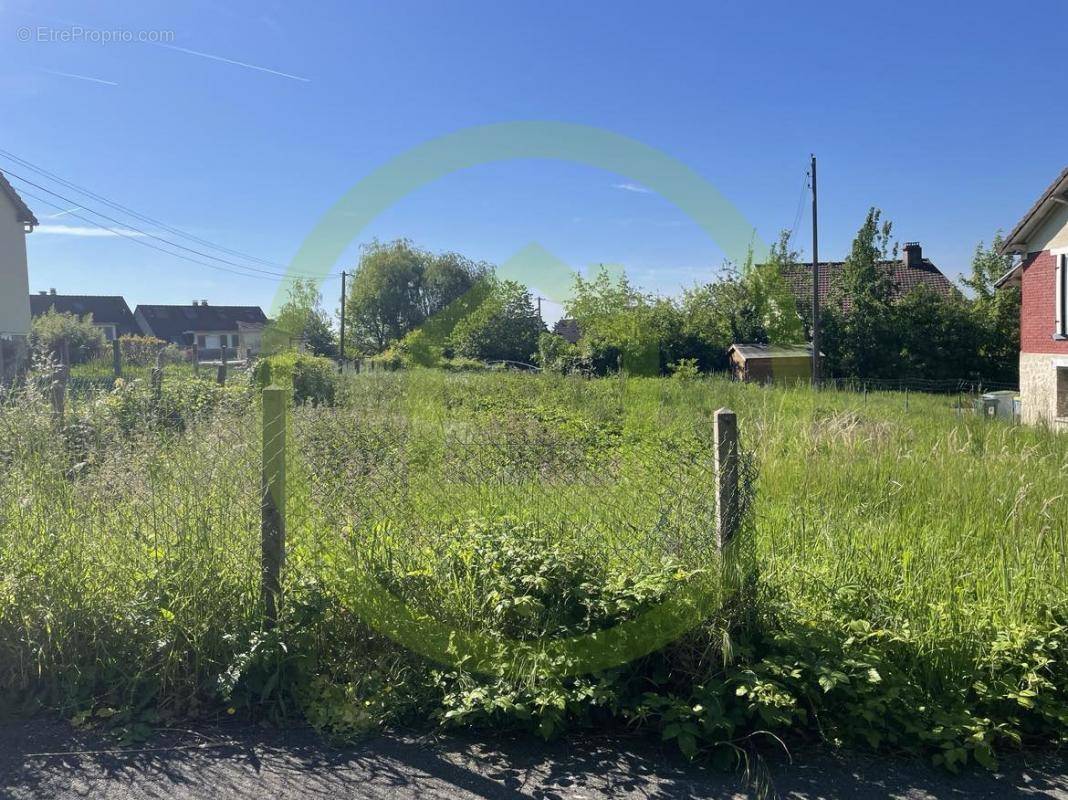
1 369 1065 770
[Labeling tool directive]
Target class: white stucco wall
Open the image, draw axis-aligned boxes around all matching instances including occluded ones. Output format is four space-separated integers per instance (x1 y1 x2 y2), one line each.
1027 202 1068 253
0 190 31 337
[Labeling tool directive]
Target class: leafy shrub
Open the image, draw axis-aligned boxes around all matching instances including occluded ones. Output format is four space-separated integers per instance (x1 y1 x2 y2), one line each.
29 308 104 365
447 279 544 364
118 335 182 366
536 332 581 373
253 353 338 406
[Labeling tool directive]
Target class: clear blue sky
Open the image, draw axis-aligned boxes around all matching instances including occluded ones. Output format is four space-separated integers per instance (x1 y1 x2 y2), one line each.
2 0 1066 320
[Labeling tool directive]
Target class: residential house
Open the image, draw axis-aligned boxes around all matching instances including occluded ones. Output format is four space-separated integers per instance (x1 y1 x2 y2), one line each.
728 343 814 384
780 242 957 318
135 301 268 360
0 171 36 341
552 318 582 344
994 167 1068 428
30 290 139 341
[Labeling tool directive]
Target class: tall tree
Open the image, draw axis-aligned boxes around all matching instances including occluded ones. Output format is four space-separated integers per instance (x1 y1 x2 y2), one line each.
345 240 491 355
822 209 900 379
447 279 545 363
265 278 338 357
961 234 1020 384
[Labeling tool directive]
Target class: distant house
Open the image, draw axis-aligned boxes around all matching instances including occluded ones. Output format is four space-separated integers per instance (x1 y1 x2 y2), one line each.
135 302 268 359
728 343 814 384
780 242 957 316
30 290 138 341
0 171 36 340
552 318 582 344
994 167 1068 428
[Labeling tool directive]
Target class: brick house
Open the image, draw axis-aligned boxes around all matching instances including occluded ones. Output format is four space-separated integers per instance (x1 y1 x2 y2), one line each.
995 167 1068 428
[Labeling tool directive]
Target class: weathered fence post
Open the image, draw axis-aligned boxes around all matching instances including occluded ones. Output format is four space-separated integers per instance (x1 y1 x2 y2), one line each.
192 343 200 376
217 345 228 385
50 363 68 427
0 339 6 386
261 386 288 627
150 350 164 408
112 338 122 378
714 408 740 552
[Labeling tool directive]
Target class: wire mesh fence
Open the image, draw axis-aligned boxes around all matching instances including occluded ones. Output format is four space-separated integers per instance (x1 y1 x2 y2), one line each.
0 372 748 698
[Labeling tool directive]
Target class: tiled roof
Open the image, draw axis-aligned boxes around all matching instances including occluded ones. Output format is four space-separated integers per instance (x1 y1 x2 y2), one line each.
30 293 139 335
0 171 37 227
728 343 813 360
780 258 957 312
552 318 582 344
1000 167 1068 254
135 304 267 343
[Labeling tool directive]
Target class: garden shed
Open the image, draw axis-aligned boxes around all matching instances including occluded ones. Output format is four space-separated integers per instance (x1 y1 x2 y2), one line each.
728 343 814 384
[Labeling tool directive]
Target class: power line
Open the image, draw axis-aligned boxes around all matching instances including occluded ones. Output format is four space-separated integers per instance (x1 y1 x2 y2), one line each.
7 167 293 278
17 186 311 283
0 147 296 273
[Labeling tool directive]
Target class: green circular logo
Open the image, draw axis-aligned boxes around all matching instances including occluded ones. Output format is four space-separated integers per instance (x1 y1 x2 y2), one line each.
280 121 758 676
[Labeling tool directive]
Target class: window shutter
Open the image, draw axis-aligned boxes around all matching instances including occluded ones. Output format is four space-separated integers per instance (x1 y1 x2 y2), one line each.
1058 255 1066 337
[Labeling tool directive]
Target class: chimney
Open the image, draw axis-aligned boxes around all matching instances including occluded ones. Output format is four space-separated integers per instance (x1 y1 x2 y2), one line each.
192 300 199 307
903 242 923 269
49 288 57 295
38 290 47 295
200 300 208 307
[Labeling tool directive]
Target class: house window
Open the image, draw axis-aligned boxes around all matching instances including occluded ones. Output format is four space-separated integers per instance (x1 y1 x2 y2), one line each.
97 324 116 342
1058 368 1068 419
1057 254 1068 339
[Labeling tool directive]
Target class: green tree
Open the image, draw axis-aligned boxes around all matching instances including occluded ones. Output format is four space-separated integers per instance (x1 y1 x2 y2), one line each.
894 286 981 381
345 240 428 353
677 233 803 372
419 251 491 319
29 308 105 365
447 279 545 363
832 207 897 306
962 234 1020 384
265 278 338 358
565 268 667 375
822 209 900 380
345 240 490 354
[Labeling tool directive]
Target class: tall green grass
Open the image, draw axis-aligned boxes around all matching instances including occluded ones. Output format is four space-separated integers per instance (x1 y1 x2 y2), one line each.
1 369 1066 764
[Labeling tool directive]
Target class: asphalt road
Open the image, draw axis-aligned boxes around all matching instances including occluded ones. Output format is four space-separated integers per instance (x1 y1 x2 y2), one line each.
1 718 1066 799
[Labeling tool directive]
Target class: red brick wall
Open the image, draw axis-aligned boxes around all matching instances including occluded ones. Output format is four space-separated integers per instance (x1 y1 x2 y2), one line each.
1020 250 1068 355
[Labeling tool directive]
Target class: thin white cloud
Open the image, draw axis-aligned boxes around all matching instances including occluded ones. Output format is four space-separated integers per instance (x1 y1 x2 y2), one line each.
42 69 119 86
155 43 310 82
47 206 83 219
612 182 652 194
35 224 146 238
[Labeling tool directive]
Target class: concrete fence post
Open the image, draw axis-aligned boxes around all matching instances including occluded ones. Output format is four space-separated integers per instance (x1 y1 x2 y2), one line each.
150 349 164 408
261 386 288 627
112 338 122 378
714 407 740 553
217 345 228 386
51 363 68 427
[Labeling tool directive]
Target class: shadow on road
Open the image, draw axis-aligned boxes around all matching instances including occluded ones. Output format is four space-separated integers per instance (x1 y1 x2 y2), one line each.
1 718 1066 799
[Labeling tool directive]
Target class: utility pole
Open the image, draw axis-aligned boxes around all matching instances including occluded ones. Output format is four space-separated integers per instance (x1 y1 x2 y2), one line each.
339 270 347 371
536 295 544 319
810 154 821 386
